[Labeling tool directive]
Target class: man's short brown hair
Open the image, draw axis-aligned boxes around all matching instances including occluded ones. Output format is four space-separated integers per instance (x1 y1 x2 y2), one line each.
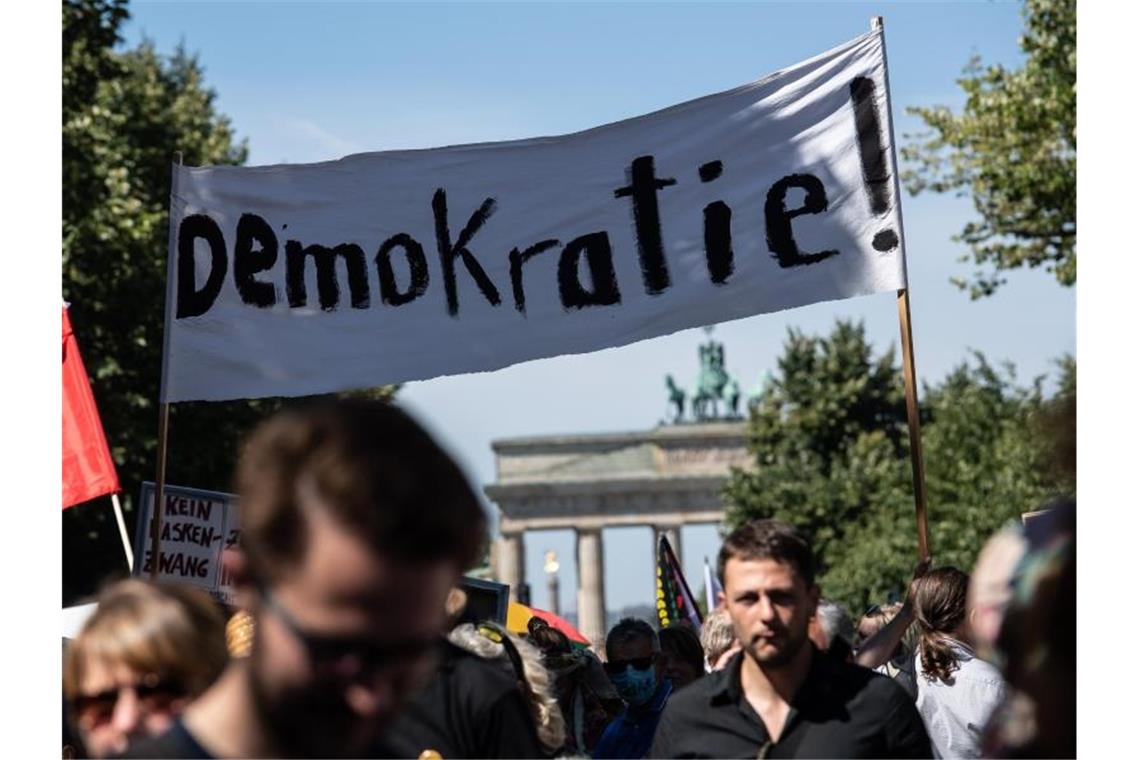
235 399 486 580
717 518 816 587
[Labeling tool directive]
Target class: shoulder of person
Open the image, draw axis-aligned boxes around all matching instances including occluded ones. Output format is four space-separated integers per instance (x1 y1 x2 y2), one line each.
957 650 1005 685
663 666 726 715
112 719 212 760
823 656 915 706
439 639 521 701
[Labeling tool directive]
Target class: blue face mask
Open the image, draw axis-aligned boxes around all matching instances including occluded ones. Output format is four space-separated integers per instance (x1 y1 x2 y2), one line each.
610 664 659 707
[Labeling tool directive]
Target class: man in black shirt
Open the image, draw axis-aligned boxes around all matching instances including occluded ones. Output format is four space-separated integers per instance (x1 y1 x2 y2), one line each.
650 519 931 759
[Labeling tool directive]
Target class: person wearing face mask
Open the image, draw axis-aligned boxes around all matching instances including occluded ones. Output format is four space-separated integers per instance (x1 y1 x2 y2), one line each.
592 618 673 759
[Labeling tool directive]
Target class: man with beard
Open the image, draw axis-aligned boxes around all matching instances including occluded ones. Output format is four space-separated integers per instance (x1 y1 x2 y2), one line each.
120 400 487 758
650 519 932 758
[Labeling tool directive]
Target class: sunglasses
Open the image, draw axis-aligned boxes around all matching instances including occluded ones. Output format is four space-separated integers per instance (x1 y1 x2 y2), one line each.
259 586 439 678
70 675 186 729
603 653 657 675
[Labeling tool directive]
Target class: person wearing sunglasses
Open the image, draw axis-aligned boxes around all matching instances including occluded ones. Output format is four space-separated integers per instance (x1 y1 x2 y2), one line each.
592 618 673 759
63 579 228 758
119 399 487 759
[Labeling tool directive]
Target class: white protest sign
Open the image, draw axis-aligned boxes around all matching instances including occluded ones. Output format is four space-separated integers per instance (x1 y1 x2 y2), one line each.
164 29 905 402
133 483 241 605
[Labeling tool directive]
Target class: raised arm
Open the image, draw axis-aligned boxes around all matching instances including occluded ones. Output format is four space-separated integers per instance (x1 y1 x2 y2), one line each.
854 557 930 669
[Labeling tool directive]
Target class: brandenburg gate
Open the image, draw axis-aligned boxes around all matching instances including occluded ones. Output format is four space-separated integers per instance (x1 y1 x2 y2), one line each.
485 332 757 649
485 421 751 649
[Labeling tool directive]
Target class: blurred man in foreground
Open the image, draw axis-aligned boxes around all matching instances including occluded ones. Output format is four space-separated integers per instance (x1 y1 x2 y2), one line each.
122 399 487 758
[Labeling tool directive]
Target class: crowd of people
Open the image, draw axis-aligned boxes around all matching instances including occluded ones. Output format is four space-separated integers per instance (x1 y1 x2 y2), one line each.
62 399 1075 758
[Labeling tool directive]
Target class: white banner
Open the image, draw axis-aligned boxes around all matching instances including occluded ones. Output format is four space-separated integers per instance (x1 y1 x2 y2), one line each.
132 483 242 605
164 30 905 402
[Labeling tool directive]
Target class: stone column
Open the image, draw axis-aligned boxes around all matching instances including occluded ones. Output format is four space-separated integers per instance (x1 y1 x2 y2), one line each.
576 528 606 651
496 531 526 602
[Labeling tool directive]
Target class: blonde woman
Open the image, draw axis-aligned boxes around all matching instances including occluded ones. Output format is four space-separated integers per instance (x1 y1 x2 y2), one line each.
63 580 228 757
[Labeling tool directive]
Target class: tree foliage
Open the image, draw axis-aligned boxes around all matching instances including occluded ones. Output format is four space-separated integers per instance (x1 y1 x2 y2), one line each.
723 321 1073 612
901 0 1075 298
62 2 402 604
63 0 265 602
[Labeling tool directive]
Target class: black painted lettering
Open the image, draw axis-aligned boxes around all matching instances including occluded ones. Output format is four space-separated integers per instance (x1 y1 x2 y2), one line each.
233 213 278 308
375 233 430 306
176 214 228 318
286 241 370 311
698 161 723 183
764 174 838 268
614 155 676 295
509 239 560 314
703 201 734 284
850 76 899 251
432 189 502 317
194 499 212 521
558 232 621 310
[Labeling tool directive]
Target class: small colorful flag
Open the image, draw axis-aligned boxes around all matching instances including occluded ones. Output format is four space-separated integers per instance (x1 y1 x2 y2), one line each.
656 534 702 629
704 556 724 612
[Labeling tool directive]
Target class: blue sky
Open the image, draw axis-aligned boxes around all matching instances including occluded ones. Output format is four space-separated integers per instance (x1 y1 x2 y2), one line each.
119 1 1074 617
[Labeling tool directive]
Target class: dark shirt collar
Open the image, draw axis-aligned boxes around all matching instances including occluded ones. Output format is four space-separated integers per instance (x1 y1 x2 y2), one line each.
710 647 834 710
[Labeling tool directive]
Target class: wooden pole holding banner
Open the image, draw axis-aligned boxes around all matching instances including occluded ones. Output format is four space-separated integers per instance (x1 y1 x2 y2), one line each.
150 152 182 579
110 493 135 571
872 17 930 560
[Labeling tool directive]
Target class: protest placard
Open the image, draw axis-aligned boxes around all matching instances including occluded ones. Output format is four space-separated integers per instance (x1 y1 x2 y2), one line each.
132 482 240 604
163 29 906 403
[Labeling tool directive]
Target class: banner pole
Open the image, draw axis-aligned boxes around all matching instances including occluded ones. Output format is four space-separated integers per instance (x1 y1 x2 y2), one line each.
110 493 135 572
872 16 930 560
151 152 182 579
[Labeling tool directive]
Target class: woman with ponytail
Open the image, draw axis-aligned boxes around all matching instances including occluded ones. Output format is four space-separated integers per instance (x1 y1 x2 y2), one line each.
912 566 1006 758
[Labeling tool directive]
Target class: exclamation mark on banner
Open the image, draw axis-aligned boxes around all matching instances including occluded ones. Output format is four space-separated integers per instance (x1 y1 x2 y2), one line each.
849 76 899 252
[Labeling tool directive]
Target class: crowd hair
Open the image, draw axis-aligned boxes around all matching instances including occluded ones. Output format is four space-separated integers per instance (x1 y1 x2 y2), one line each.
605 617 660 660
699 607 737 667
717 518 817 587
913 566 970 684
63 579 228 701
234 398 487 581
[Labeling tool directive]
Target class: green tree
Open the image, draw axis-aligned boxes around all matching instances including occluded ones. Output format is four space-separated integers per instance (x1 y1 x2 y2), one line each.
901 0 1075 298
723 322 908 579
62 2 401 604
724 321 1069 612
63 1 269 603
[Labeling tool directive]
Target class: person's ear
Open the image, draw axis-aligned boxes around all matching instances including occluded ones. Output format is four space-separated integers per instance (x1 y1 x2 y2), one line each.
716 590 726 608
221 548 256 610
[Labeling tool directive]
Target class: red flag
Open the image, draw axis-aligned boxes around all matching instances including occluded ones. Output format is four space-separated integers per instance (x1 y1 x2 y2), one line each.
63 306 120 508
